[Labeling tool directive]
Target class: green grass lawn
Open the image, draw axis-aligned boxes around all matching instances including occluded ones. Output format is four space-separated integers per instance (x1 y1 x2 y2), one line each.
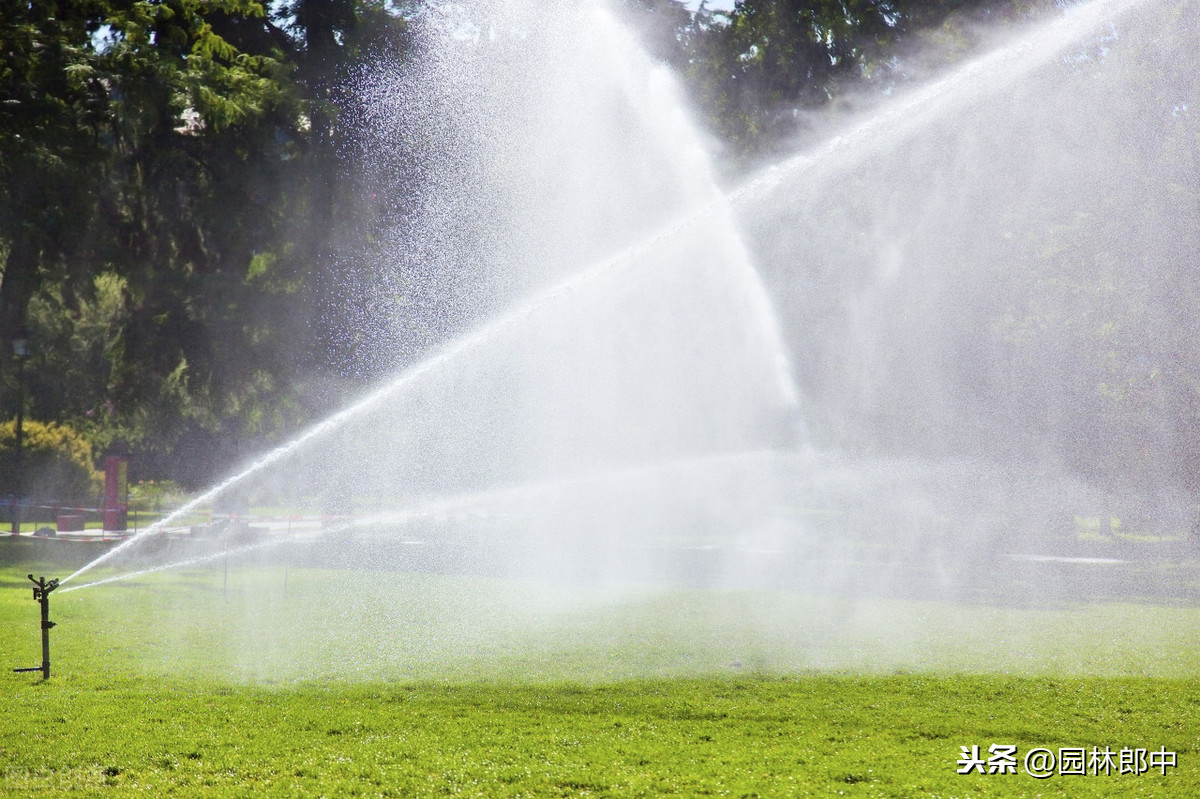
3 553 1199 797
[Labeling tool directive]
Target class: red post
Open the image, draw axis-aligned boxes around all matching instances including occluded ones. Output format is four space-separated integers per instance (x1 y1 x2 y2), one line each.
103 456 129 532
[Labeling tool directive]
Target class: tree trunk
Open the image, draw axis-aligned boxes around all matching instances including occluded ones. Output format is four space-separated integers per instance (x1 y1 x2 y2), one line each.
0 234 40 340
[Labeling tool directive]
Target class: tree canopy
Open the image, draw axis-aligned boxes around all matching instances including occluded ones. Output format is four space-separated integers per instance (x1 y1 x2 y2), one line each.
2 0 1196 494
1 0 409 486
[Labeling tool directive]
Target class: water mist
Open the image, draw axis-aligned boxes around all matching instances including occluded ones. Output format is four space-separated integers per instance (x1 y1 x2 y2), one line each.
58 0 1200 681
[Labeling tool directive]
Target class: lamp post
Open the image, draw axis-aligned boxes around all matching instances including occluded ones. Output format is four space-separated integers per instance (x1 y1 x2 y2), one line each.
11 326 30 535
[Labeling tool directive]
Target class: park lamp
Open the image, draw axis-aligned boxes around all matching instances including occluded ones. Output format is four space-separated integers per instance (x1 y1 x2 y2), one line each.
10 325 30 535
11 326 30 360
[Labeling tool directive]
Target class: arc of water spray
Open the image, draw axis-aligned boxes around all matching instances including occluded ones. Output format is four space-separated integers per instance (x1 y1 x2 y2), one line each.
61 195 789 586
728 0 1143 208
63 0 1137 589
61 447 796 593
59 540 279 594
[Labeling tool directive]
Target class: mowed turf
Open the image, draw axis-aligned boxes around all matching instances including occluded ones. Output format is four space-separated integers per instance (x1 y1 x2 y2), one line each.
3 556 1199 797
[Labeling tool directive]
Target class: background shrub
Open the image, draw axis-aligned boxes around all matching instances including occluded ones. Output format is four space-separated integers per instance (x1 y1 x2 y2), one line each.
0 419 103 502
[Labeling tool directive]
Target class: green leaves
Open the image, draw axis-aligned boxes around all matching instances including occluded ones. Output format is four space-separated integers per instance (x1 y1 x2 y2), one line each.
675 0 1057 158
0 418 104 500
0 0 318 484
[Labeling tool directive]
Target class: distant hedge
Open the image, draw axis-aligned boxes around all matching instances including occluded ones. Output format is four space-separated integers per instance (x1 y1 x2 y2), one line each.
0 420 103 502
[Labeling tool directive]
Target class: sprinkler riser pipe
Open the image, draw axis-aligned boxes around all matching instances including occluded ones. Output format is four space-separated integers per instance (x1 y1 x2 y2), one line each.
40 596 54 679
13 575 58 680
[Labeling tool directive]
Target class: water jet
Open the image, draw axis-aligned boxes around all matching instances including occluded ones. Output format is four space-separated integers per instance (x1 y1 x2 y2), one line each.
46 0 1200 679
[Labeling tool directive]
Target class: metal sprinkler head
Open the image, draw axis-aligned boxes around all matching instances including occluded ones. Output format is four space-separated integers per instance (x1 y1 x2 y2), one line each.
13 574 59 680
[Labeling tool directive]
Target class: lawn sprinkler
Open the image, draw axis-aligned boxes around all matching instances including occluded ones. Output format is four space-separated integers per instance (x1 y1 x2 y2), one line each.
13 574 59 680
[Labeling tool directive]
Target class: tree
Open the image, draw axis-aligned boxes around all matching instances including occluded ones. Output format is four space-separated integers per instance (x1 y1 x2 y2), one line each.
1 1 419 486
1 1 312 484
674 0 1064 160
0 0 111 340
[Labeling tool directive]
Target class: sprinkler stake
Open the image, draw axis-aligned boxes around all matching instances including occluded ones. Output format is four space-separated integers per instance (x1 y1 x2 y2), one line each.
13 574 59 680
